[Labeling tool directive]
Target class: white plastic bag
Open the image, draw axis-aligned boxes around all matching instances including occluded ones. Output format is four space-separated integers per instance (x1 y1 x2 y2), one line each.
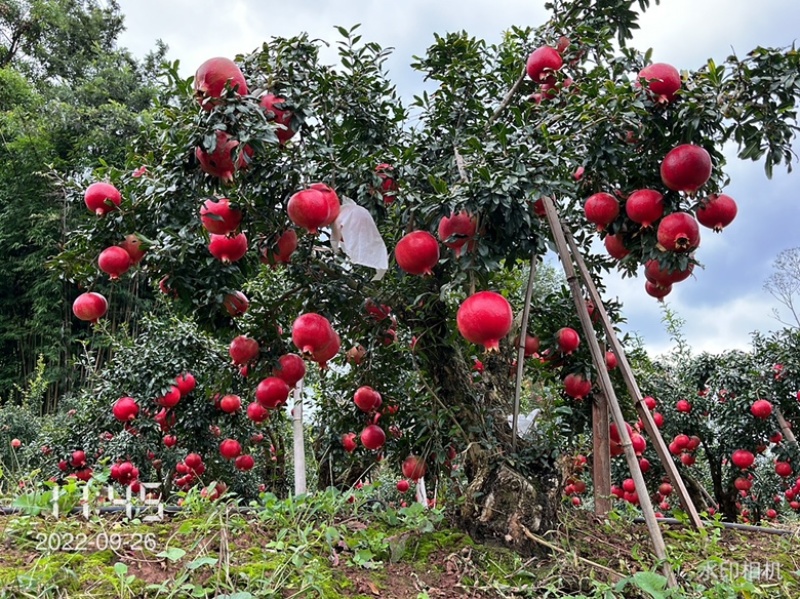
331 197 388 280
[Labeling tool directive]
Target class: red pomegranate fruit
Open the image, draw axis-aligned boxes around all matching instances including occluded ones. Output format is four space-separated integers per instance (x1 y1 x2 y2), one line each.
175 373 196 396
113 397 139 422
219 394 242 413
255 377 291 409
273 354 306 387
644 260 694 287
395 231 440 276
676 399 692 413
583 192 619 231
396 480 410 493
437 212 477 256
235 454 255 471
342 432 357 453
310 183 341 227
604 234 630 259
360 424 386 450
661 144 712 193
292 313 334 355
120 234 146 265
456 291 513 352
312 331 340 369
696 194 737 232
98 246 132 280
219 439 242 460
644 396 657 410
526 46 563 83
200 198 242 235
223 291 249 317
259 94 296 144
776 461 793 477
72 292 108 323
155 385 181 408
402 455 427 480
605 351 618 370
287 186 332 234
208 232 248 263
638 63 681 102
516 334 540 357
657 212 700 252
246 402 269 423
261 229 298 265
354 386 383 412
556 327 580 354
750 399 773 419
375 163 398 203
84 182 121 216
625 189 664 228
563 373 592 400
194 57 248 108
195 131 253 183
229 335 259 366
731 449 755 470
645 281 672 300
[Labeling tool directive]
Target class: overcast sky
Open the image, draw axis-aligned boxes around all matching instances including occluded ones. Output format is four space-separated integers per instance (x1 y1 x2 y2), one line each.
115 0 800 357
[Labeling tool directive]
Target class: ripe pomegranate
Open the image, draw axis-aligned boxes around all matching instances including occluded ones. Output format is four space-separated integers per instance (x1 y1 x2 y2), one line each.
402 455 427 480
259 94 296 144
631 433 646 455
645 281 672 301
84 182 121 216
625 189 664 228
219 394 242 413
235 454 255 471
194 57 248 108
516 334 540 357
661 144 712 193
175 373 196 396
200 198 242 235
342 432 357 453
246 402 269 423
113 397 139 422
72 292 108 323
605 351 617 370
354 386 382 412
696 194 737 232
604 234 630 259
272 354 306 387
456 291 513 352
119 234 146 265
750 399 773 419
261 229 298 265
208 232 248 263
255 377 291 409
770 431 783 444
644 396 657 410
346 345 367 365
681 454 696 466
292 313 334 355
659 482 673 496
563 373 592 400
644 259 694 287
526 46 563 83
676 399 692 413
583 193 619 231
375 163 398 203
195 131 253 183
734 477 752 491
731 449 755 470
229 335 259 365
766 508 778 519
223 291 249 317
638 63 681 102
395 231 440 275
556 327 580 354
396 480 410 493
437 212 477 256
775 461 793 478
311 331 340 369
657 212 700 252
97 246 132 280
71 450 87 468
360 424 386 450
219 439 242 460
287 184 339 233
155 386 181 408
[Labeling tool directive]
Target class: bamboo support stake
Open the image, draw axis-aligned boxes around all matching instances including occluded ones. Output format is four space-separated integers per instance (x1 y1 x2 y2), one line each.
292 379 306 496
512 255 538 450
542 197 677 589
592 389 612 515
562 228 704 530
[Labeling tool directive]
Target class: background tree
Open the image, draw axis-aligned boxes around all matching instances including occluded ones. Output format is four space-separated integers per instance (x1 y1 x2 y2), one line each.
764 247 800 329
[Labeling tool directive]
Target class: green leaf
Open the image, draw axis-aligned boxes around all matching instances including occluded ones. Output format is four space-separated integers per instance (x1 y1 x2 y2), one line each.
186 556 218 570
157 548 187 562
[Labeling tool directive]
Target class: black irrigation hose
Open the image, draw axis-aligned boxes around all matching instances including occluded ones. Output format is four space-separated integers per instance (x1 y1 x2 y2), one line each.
634 516 796 537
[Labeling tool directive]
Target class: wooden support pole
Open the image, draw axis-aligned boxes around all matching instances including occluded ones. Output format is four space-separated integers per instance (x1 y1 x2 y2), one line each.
562 228 705 531
542 197 677 588
592 389 612 515
774 407 798 446
512 255 538 450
